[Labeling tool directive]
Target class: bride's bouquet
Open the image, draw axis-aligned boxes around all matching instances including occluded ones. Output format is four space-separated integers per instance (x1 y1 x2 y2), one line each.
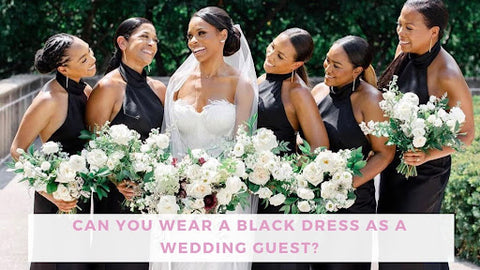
281 144 365 213
175 149 250 214
8 142 109 213
360 76 466 178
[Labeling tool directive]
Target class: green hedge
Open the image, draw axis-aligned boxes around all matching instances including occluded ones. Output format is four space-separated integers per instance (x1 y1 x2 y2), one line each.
442 96 480 265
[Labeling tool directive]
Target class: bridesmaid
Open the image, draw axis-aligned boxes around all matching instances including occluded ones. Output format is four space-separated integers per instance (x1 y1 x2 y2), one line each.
310 36 395 270
10 33 96 270
252 28 329 270
377 1 474 269
85 17 165 270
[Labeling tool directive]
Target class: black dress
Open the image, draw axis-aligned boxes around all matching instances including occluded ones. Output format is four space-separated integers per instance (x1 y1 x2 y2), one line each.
311 79 373 270
95 62 163 270
377 42 449 270
31 72 93 270
253 73 309 270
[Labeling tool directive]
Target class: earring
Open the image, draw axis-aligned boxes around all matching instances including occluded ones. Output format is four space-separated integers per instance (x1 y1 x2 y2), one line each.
147 64 151 73
291 69 296 82
352 76 356 92
429 36 433 53
66 73 69 88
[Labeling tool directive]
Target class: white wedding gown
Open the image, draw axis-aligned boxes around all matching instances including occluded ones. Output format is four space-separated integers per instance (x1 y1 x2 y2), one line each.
149 99 256 270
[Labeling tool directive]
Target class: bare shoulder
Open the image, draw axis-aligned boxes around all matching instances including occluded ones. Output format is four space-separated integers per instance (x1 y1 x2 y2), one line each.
311 82 329 102
356 81 383 103
147 77 166 103
432 49 465 82
29 80 62 113
257 74 266 84
290 84 314 103
92 70 125 96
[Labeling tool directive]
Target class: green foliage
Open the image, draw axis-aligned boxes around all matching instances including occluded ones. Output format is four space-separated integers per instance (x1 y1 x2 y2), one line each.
1 0 478 78
442 96 480 265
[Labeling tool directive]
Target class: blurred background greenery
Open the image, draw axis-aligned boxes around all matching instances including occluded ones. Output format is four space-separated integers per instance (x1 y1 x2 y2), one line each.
1 0 479 79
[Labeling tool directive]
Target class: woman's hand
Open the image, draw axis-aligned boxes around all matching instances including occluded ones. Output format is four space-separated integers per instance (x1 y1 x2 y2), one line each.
116 180 137 201
403 150 428 166
39 191 78 212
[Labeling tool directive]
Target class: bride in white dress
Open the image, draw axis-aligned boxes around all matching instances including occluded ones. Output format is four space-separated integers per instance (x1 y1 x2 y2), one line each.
151 6 258 270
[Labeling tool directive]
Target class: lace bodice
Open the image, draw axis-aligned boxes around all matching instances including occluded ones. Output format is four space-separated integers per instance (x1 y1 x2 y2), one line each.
172 99 236 157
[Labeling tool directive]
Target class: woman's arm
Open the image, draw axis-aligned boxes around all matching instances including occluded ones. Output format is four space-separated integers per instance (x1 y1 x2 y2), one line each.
10 93 55 160
353 89 395 188
290 87 329 150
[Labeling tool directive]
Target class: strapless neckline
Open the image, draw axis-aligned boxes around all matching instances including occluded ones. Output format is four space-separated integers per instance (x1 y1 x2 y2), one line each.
173 98 235 114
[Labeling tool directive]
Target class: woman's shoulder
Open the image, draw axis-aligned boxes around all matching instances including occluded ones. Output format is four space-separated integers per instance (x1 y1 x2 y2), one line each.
93 69 125 93
432 48 465 80
311 82 329 104
30 80 64 111
355 81 383 107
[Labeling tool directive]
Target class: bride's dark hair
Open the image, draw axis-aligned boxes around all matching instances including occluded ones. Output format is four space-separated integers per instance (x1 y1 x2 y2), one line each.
105 17 153 74
34 33 75 74
193 6 241 56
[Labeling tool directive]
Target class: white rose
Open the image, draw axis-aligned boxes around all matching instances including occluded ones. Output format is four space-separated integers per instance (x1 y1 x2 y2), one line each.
88 140 97 148
411 128 426 138
225 176 243 194
40 161 51 171
109 124 133 145
157 195 179 214
449 107 466 124
297 188 315 200
438 108 448 121
233 160 247 178
446 119 457 132
253 128 278 152
296 175 309 188
271 162 293 181
86 149 108 168
140 144 151 153
429 95 438 103
302 163 323 186
216 189 233 205
152 133 170 149
256 187 273 199
382 90 395 101
232 142 245 157
325 200 337 212
69 155 87 172
52 184 74 201
191 198 205 209
55 161 77 183
269 193 286 206
297 200 311 212
41 142 60 155
186 182 212 199
185 164 202 181
249 167 270 186
394 102 415 121
412 118 426 129
403 92 420 106
412 136 427 148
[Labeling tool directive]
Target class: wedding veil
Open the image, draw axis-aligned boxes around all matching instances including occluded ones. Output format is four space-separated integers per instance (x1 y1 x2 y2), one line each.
163 25 259 158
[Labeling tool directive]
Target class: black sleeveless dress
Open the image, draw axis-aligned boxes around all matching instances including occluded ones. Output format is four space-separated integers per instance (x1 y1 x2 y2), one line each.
96 62 163 270
378 42 449 270
96 62 164 213
311 80 373 270
253 73 309 270
31 72 92 270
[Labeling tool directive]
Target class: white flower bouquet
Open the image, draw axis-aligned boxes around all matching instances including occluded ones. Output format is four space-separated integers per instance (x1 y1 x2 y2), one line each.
175 149 250 214
360 76 465 177
228 117 295 211
281 144 365 213
8 142 98 213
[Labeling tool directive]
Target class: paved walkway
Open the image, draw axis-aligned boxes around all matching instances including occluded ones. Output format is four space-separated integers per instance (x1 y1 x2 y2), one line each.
1 160 479 270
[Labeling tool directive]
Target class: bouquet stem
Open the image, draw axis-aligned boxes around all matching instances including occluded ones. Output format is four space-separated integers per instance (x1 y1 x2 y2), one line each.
396 160 418 178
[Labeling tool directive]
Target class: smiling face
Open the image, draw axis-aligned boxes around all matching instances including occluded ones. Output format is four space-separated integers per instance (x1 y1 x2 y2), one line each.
263 33 302 75
122 23 158 67
57 37 96 81
187 16 226 62
397 5 439 55
323 43 361 88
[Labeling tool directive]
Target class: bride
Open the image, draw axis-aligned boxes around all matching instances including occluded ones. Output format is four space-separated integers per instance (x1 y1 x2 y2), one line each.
151 6 258 270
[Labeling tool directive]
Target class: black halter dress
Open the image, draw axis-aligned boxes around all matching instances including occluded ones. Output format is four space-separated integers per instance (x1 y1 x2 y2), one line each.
378 42 450 270
253 73 309 270
311 79 374 270
31 72 91 270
